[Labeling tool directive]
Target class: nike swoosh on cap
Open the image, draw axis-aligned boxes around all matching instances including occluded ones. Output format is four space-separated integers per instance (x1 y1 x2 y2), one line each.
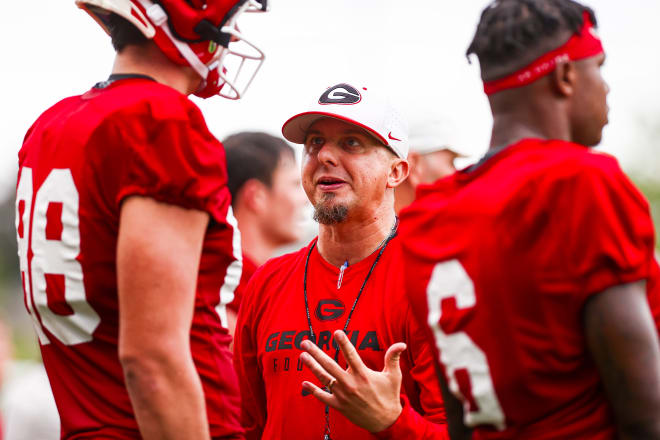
388 132 402 141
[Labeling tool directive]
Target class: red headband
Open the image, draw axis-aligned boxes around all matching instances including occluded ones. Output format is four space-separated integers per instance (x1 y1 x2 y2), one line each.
483 12 604 95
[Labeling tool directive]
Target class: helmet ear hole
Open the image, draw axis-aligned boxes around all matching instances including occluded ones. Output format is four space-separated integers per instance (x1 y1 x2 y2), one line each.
194 19 229 46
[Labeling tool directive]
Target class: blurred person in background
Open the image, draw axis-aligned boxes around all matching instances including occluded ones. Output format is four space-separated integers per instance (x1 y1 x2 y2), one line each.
223 132 308 336
0 320 59 440
0 321 10 395
394 117 468 214
0 321 10 440
400 0 660 438
14 0 268 438
2 364 59 440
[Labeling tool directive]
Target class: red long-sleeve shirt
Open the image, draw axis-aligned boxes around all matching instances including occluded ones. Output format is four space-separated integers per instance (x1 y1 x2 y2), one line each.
234 236 448 439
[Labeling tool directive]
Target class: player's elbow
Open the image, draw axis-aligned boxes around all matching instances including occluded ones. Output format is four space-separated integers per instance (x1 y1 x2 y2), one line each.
120 353 158 399
119 341 190 392
119 349 166 390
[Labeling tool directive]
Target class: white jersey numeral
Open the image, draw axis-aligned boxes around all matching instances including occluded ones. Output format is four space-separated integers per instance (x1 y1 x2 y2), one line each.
16 168 100 346
426 259 506 430
16 168 49 344
215 206 242 328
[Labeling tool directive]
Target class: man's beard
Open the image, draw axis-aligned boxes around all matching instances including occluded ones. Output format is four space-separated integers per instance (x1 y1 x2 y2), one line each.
313 194 348 225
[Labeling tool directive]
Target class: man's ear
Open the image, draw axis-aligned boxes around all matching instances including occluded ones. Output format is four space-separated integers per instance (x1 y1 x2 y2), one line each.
552 61 577 97
387 157 410 189
239 179 268 213
405 151 423 188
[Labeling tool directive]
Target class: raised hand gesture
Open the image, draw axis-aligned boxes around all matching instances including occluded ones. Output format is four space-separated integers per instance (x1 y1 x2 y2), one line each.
300 329 406 433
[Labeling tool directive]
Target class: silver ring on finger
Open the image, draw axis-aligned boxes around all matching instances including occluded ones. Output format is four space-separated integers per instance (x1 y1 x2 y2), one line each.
326 377 337 393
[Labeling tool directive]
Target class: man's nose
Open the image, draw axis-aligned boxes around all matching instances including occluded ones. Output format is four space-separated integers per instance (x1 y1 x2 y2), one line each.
316 142 339 167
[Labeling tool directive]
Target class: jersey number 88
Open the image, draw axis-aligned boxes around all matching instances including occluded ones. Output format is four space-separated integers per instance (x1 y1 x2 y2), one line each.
16 167 100 346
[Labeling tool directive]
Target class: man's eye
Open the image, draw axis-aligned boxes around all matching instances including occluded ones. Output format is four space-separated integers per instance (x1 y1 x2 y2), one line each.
304 136 323 152
345 138 361 147
307 136 323 146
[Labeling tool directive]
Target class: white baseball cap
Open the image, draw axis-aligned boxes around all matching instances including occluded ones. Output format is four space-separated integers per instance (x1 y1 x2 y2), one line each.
281 83 409 159
408 116 468 157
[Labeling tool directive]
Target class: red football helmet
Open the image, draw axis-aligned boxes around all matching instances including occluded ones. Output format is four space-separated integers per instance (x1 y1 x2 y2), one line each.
76 0 268 99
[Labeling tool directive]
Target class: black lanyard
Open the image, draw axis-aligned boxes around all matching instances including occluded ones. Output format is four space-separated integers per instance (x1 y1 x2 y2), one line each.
302 218 399 440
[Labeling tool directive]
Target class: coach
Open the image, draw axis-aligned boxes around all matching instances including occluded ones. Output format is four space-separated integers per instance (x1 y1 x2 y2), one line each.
233 83 448 439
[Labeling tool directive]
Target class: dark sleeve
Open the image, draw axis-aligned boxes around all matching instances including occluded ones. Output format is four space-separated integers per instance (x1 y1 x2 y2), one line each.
233 273 268 440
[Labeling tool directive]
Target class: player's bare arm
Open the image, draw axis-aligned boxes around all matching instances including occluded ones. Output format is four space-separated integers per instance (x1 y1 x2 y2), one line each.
584 281 660 440
300 329 405 433
117 196 211 440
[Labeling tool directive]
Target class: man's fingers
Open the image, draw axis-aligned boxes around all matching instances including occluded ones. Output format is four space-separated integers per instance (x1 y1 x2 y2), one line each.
301 381 336 407
299 352 336 389
300 338 347 380
334 330 367 374
382 342 407 374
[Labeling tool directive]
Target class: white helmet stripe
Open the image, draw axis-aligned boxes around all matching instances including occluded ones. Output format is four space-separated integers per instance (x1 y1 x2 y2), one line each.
136 0 210 80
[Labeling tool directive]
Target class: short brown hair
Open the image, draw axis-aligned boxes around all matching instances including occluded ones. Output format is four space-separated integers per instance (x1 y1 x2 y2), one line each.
107 12 148 52
223 132 295 204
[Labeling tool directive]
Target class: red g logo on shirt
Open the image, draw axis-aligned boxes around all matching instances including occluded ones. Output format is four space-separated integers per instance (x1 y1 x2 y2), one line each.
315 299 345 321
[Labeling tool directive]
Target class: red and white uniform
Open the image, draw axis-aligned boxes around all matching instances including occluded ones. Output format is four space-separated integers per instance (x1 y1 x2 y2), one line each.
15 77 243 439
234 236 448 440
400 138 660 439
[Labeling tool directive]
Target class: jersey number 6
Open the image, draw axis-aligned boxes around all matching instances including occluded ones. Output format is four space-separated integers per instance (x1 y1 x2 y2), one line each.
426 259 506 430
16 168 100 346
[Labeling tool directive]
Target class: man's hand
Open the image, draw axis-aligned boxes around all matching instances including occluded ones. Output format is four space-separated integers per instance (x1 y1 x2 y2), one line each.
299 329 406 433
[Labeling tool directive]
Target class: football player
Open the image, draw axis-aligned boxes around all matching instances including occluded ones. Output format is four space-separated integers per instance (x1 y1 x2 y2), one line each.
233 83 449 439
400 0 660 439
15 1 267 438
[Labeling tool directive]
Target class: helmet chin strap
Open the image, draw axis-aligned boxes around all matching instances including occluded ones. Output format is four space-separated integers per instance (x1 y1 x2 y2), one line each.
136 0 264 99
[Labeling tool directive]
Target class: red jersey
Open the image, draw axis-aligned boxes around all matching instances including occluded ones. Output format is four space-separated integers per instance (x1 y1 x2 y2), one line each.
15 77 243 439
228 253 258 314
399 138 660 439
234 236 448 440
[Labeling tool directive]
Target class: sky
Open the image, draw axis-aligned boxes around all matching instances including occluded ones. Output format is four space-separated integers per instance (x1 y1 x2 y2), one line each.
1 0 659 202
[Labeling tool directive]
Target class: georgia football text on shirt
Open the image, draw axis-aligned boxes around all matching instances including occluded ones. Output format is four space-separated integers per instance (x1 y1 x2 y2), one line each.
234 236 448 440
